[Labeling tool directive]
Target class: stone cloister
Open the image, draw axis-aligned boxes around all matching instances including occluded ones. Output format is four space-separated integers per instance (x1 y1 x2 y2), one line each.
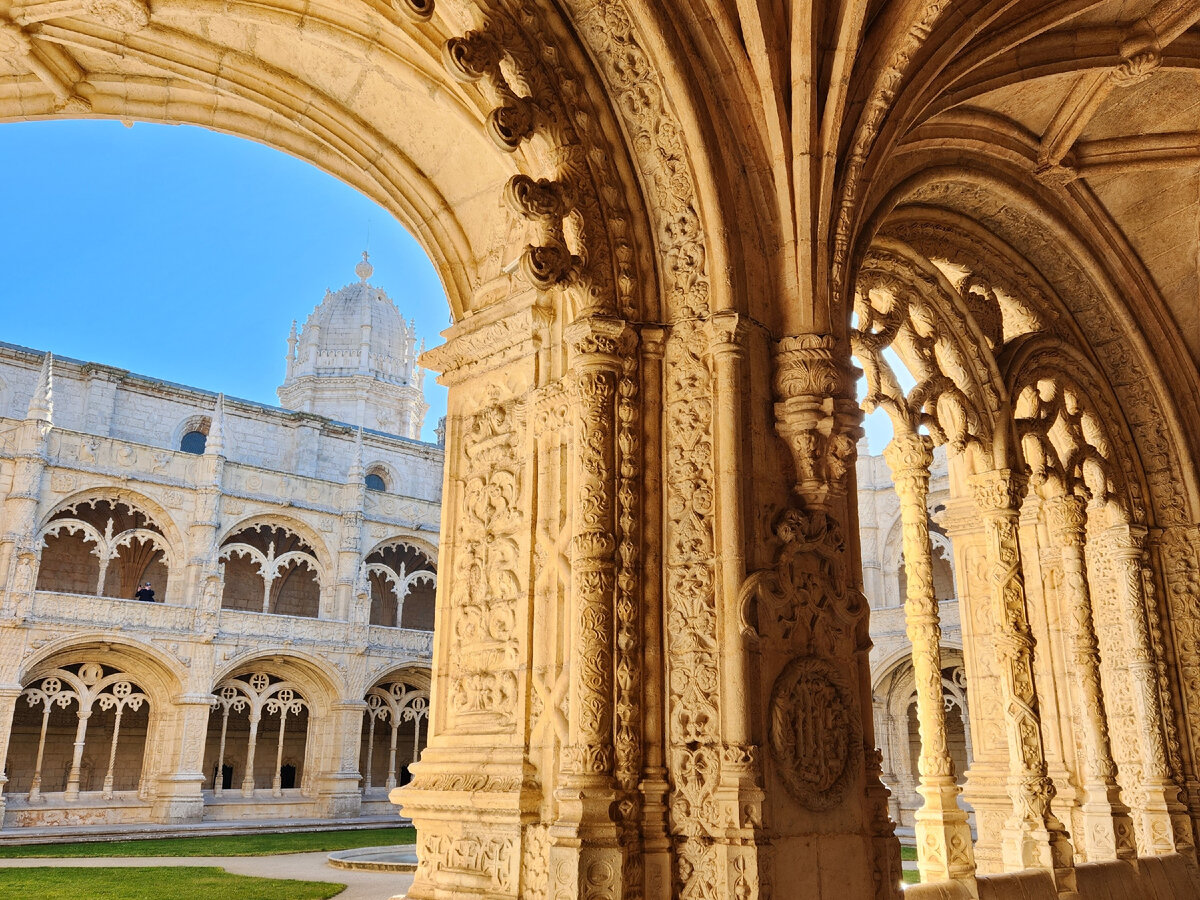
4 0 1200 898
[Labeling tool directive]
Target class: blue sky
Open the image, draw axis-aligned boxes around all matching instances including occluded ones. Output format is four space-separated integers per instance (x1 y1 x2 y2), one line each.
0 118 894 452
0 120 451 442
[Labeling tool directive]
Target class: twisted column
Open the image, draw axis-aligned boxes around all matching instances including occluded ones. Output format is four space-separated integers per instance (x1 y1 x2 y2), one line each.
1044 494 1134 861
885 435 976 889
969 470 1075 888
1107 524 1183 853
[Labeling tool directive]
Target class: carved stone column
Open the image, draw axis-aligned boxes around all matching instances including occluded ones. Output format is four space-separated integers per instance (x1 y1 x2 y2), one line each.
1043 495 1134 861
748 332 901 898
0 686 21 820
939 494 1008 874
317 699 367 818
968 469 1075 887
707 312 763 844
884 434 976 889
396 289 551 900
150 695 210 824
548 315 632 900
637 326 671 900
1107 524 1185 854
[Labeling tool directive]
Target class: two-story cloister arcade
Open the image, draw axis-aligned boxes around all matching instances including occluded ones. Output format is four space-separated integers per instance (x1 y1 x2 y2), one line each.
4 1 1200 898
1 480 438 826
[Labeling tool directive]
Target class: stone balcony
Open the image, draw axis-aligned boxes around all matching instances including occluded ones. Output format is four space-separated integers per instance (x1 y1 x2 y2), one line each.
21 590 433 661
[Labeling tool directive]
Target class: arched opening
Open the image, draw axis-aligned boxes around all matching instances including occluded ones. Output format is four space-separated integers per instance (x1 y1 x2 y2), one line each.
358 671 430 813
203 672 310 801
219 524 322 618
364 540 436 630
5 662 151 805
36 497 171 602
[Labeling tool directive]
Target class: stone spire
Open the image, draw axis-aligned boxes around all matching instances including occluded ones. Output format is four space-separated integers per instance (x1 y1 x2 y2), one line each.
26 353 53 423
348 425 365 485
286 320 298 378
206 394 226 457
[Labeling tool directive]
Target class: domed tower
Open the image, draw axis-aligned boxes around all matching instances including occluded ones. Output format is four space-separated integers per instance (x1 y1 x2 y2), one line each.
278 253 429 439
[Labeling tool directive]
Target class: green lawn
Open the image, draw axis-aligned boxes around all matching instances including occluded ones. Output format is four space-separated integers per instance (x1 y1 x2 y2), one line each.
0 826 416 858
0 867 344 899
902 869 920 884
900 845 917 861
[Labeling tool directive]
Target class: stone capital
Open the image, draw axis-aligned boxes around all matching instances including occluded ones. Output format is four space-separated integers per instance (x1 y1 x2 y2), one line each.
1044 493 1088 545
565 315 635 369
968 468 1028 515
706 310 751 358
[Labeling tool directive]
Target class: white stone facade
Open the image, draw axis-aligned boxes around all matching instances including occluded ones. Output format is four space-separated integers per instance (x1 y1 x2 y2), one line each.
0 283 441 832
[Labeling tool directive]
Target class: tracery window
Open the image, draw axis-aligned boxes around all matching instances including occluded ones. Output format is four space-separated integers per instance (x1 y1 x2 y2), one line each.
219 524 323 617
36 498 172 601
7 662 150 802
204 672 309 797
362 540 435 629
359 678 429 793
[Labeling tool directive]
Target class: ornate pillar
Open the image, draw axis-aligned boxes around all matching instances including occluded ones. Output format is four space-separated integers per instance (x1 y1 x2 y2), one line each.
316 699 365 818
63 706 92 801
1043 495 1134 861
547 315 632 900
969 470 1075 887
396 290 550 900
1107 524 1186 853
884 434 976 889
940 494 1009 874
637 326 671 900
748 332 901 898
0 686 20 820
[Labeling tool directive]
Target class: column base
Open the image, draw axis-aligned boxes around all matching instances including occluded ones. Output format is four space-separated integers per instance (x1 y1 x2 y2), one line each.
914 778 976 886
151 774 206 825
317 773 364 819
396 747 537 900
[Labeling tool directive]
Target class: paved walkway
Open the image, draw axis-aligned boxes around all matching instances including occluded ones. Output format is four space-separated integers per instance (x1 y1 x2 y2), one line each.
0 850 414 900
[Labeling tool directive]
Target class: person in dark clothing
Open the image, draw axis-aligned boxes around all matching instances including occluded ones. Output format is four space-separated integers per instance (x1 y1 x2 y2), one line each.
134 582 156 602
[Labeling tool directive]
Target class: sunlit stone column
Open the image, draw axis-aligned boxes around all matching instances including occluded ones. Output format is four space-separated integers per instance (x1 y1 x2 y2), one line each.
1044 494 1134 861
969 469 1075 888
548 315 632 900
885 434 976 890
1107 524 1185 853
63 706 92 801
0 687 20 818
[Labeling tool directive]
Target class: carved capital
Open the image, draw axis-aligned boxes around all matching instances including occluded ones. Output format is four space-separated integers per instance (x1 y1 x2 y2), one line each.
1044 494 1088 547
968 469 1028 515
773 333 845 399
421 292 553 385
707 311 751 358
772 333 860 508
882 433 934 506
565 315 635 368
1107 523 1148 560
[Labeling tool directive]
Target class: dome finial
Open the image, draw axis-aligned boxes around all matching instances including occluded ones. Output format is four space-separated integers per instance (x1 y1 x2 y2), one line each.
355 251 373 282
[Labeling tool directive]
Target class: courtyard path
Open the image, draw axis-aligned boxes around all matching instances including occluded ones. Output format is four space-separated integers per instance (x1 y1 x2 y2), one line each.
0 849 414 900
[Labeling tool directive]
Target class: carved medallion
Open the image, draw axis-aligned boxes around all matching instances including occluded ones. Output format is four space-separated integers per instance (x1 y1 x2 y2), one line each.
768 655 860 810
